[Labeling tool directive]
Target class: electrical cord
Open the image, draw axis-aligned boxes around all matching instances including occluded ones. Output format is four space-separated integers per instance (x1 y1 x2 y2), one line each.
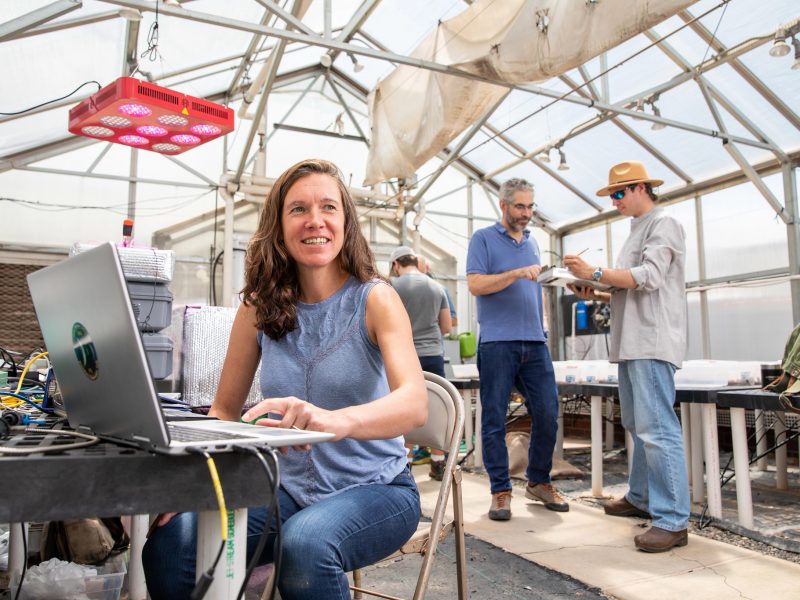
0 81 102 116
0 346 19 377
14 352 48 395
13 522 27 600
0 427 99 454
187 449 228 600
1 391 48 412
235 446 282 600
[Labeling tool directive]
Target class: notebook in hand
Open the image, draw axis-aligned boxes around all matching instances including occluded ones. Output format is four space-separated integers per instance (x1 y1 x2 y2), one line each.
537 267 612 292
27 242 334 455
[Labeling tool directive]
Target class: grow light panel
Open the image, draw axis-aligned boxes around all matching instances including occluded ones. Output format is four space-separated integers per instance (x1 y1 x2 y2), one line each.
68 77 234 155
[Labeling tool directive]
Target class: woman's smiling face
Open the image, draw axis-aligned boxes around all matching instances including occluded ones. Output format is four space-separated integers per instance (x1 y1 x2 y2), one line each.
281 173 345 270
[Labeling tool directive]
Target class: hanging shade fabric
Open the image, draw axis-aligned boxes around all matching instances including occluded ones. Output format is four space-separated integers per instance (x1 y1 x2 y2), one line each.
364 0 697 185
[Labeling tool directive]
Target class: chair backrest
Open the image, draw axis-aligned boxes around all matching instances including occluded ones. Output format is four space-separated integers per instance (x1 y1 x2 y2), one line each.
406 372 464 465
351 371 468 600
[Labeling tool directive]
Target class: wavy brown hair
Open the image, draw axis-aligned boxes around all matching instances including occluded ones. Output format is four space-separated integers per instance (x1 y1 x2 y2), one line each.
241 159 378 340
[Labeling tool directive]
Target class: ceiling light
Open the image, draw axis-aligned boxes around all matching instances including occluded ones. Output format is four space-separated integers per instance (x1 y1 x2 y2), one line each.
632 99 645 121
557 148 569 171
319 53 332 68
793 39 800 70
69 77 234 156
650 104 666 130
769 38 791 57
537 147 551 162
348 53 364 73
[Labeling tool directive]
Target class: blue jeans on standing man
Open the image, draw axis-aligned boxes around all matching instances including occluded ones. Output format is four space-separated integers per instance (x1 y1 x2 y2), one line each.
478 340 559 493
618 359 689 532
142 467 420 600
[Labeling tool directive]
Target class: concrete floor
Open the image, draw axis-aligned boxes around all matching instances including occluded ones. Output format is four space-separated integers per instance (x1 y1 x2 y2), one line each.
382 458 800 600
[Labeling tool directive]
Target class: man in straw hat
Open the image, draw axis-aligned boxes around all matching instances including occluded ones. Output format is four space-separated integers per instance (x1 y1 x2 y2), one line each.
564 161 689 552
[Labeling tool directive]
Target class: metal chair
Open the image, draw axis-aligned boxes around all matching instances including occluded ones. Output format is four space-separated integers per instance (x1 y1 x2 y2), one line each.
350 371 468 600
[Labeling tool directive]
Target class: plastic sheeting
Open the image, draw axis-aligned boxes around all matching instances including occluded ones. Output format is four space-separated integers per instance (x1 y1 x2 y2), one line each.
365 0 697 185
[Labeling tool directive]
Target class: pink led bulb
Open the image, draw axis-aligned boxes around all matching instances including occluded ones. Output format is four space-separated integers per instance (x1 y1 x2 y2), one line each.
190 124 222 136
118 103 152 117
170 134 201 146
118 135 149 146
136 125 169 137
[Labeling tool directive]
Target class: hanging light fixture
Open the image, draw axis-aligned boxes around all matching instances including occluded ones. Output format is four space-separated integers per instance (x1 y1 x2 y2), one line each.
649 97 666 130
557 147 569 171
650 105 666 130
537 147 551 162
792 38 800 70
769 36 792 57
632 99 645 121
348 53 364 73
68 77 234 155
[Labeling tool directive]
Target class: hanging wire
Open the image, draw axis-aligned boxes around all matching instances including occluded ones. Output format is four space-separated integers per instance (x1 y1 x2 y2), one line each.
0 81 101 116
141 0 161 62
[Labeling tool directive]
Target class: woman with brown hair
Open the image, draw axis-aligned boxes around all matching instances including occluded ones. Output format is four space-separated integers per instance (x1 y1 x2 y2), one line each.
143 159 427 599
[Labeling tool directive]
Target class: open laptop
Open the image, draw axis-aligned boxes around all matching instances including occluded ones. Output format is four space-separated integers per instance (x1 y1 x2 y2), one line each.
27 242 334 455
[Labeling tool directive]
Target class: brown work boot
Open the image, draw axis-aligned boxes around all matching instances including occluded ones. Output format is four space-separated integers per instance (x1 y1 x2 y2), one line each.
525 482 569 512
489 491 512 521
634 526 688 552
603 496 651 519
428 459 445 481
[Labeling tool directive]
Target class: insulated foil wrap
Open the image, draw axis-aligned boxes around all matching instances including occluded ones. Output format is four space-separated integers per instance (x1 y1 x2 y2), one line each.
70 242 175 282
182 306 262 408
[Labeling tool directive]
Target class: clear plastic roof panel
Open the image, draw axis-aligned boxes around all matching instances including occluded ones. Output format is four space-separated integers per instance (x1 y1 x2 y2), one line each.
0 0 797 252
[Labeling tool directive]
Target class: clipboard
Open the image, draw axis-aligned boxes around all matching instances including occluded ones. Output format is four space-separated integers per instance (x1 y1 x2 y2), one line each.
537 267 612 291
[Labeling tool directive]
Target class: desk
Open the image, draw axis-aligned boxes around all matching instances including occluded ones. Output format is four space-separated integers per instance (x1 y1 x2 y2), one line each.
1 429 274 599
715 389 799 529
449 378 480 467
556 382 744 518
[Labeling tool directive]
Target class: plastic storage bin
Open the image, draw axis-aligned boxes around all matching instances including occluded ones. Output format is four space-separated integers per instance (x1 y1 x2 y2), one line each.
11 555 127 600
127 281 173 331
143 333 173 379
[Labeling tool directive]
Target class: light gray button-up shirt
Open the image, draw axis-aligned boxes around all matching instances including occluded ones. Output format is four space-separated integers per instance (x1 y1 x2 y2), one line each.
609 206 687 368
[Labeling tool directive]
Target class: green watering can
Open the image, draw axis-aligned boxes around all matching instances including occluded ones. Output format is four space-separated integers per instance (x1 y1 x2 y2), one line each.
458 331 476 360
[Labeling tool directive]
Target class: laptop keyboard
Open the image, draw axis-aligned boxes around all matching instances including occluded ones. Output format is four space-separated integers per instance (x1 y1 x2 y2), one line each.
168 424 250 442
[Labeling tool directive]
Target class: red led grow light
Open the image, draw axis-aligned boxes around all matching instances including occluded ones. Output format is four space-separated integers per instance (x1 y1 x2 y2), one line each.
68 77 234 155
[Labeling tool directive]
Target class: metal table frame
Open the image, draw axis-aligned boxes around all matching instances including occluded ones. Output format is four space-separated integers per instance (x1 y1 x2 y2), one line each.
1 436 274 599
555 383 751 520
715 389 800 529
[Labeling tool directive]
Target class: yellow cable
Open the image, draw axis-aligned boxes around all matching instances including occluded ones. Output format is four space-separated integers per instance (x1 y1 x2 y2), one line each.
14 351 49 395
204 455 228 541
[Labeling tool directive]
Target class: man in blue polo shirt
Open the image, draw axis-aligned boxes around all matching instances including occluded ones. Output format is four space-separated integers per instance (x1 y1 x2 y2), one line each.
466 177 567 521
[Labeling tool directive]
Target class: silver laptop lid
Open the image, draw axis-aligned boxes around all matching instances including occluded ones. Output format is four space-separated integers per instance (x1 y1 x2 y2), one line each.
27 242 171 447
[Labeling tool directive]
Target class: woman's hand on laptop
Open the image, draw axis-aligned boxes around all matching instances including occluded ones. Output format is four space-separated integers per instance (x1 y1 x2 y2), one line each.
243 396 352 451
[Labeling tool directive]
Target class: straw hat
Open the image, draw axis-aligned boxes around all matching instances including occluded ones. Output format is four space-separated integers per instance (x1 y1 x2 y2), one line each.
596 160 664 196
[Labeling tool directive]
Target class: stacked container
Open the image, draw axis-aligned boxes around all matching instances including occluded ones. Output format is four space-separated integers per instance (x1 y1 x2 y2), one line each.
70 243 175 380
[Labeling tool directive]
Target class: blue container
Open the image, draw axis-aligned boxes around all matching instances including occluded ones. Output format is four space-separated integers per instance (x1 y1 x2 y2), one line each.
576 301 588 330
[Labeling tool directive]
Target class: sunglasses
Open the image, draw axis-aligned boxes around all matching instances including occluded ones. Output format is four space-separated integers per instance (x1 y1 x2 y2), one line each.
609 184 637 201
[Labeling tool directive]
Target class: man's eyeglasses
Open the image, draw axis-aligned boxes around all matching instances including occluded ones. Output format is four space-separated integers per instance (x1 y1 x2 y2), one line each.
609 185 637 201
510 203 536 212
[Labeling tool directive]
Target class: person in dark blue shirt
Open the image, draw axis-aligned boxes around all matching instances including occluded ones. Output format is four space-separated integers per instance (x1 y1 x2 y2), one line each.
466 177 567 521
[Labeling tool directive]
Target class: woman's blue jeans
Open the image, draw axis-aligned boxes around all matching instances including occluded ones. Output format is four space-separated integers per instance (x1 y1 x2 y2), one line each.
618 359 690 532
477 340 559 493
142 467 420 600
